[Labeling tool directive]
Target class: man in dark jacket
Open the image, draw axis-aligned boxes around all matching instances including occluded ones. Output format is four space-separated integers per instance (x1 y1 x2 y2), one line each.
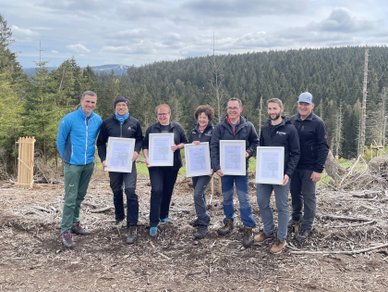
290 92 329 243
97 96 143 244
210 97 259 248
254 98 300 254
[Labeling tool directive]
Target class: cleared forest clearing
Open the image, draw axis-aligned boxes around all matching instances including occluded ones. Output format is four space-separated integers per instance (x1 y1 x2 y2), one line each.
0 169 387 292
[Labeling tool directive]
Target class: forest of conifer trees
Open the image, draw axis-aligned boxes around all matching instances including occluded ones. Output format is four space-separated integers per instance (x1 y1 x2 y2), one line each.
1 14 388 177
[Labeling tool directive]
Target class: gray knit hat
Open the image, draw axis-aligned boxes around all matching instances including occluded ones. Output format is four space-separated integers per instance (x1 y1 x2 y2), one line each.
113 96 129 108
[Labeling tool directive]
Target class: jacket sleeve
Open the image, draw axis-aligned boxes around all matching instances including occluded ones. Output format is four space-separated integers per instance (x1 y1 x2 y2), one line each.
134 121 144 153
96 121 108 162
142 126 151 150
56 116 70 160
178 123 188 144
246 122 259 157
314 120 330 173
210 125 221 171
285 125 300 177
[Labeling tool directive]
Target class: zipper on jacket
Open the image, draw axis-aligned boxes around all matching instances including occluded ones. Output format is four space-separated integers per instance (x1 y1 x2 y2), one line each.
84 117 89 164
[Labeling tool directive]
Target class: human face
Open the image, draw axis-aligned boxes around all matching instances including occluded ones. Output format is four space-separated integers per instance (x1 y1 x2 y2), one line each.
197 112 209 128
227 100 243 123
81 94 97 116
267 102 282 123
297 102 314 120
157 105 171 125
115 102 129 116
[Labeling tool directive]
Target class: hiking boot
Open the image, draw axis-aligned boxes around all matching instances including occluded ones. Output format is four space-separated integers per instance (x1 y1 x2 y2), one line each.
217 219 234 236
71 222 90 235
126 226 138 244
189 218 199 227
295 229 310 243
149 226 159 237
61 230 75 248
270 239 287 254
242 227 254 248
254 231 274 243
193 226 208 240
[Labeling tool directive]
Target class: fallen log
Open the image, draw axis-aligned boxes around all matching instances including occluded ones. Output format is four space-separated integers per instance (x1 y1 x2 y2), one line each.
290 243 388 255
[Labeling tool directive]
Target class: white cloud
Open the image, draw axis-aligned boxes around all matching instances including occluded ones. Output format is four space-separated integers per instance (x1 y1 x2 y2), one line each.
67 43 91 54
11 25 39 41
2 0 388 67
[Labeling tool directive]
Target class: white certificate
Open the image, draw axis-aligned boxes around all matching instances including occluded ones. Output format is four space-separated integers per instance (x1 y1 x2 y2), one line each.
184 142 211 177
106 137 135 173
220 140 246 175
256 146 284 185
148 133 174 167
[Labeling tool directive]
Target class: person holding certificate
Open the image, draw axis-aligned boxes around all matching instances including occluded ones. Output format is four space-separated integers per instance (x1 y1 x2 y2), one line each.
97 96 143 244
210 97 259 248
188 105 214 240
142 103 187 237
254 98 300 254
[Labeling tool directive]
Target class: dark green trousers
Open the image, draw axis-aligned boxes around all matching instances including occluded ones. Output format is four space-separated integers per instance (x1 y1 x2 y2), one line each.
61 163 94 233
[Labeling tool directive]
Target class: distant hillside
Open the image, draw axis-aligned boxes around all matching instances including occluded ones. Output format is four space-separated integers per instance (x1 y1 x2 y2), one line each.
23 64 130 76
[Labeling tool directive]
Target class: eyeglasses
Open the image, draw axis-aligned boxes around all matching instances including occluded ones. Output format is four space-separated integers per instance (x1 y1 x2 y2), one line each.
227 107 239 110
157 112 170 116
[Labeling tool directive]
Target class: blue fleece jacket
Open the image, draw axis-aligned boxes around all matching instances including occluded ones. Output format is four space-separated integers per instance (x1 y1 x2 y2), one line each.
56 107 102 165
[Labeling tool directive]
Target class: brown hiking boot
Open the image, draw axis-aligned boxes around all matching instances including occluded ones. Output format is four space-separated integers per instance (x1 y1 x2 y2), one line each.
217 219 234 236
71 222 90 235
61 230 75 248
242 227 254 248
126 226 138 244
254 231 274 243
270 239 287 254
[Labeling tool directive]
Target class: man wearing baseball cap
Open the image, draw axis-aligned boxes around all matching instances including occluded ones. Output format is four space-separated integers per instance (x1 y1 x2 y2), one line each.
289 92 329 243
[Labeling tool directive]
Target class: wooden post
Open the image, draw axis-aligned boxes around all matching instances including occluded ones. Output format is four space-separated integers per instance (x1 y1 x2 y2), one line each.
16 136 36 188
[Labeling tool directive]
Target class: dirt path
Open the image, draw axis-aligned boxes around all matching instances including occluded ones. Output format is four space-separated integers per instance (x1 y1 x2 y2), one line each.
0 174 387 291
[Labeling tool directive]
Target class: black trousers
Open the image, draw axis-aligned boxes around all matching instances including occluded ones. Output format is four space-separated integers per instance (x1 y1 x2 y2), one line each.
109 163 138 226
148 166 179 227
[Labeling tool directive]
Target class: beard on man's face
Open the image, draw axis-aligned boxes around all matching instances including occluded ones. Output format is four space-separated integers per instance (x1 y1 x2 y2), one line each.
268 113 281 120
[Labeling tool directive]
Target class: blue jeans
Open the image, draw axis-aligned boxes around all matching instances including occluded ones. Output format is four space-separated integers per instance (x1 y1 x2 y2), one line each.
109 162 138 226
256 182 290 241
290 169 316 231
61 163 94 233
221 174 255 228
192 175 211 227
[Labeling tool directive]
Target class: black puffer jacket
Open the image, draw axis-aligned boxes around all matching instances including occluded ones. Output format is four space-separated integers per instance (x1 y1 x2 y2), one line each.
210 116 259 171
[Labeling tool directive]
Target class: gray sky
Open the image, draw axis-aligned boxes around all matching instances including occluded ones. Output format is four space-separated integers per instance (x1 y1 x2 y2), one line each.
3 0 388 68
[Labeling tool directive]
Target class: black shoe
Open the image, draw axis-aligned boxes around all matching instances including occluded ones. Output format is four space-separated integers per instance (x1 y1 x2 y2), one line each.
288 218 301 232
193 226 208 240
217 219 234 236
61 230 75 248
71 222 90 235
242 227 254 248
189 218 199 227
295 229 310 243
126 226 138 244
